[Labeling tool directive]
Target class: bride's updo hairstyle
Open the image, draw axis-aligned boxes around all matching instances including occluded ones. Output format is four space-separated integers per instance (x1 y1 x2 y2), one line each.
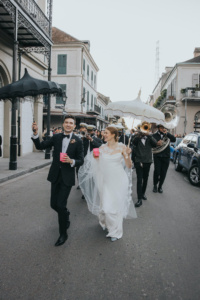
106 126 118 142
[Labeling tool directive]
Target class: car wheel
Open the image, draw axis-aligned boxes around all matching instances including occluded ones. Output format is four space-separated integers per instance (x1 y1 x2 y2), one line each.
175 154 182 172
188 165 200 186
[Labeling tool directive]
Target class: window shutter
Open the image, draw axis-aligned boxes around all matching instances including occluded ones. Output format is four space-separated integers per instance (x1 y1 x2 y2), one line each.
57 55 67 74
192 74 198 87
91 95 93 109
87 91 89 110
83 87 86 106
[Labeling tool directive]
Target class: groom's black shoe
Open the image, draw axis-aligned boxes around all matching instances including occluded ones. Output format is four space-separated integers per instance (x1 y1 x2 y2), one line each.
158 186 163 193
135 199 142 207
55 234 68 246
142 195 147 200
153 185 157 193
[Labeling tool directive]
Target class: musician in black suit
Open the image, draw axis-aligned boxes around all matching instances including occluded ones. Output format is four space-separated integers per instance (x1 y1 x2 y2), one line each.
152 125 176 193
32 115 84 246
132 130 157 208
118 130 129 145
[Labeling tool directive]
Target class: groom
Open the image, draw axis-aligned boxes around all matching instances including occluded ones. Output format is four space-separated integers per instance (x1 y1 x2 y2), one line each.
32 115 84 246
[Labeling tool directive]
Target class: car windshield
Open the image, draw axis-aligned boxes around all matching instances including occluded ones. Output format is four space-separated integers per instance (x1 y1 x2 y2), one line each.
176 138 182 146
198 137 200 149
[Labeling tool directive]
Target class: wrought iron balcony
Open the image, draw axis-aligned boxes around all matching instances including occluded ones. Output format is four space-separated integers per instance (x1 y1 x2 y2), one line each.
181 87 200 98
87 104 101 115
16 0 50 37
0 0 52 53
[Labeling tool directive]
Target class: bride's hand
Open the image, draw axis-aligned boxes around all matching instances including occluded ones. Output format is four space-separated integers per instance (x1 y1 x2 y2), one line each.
122 146 131 158
93 153 99 159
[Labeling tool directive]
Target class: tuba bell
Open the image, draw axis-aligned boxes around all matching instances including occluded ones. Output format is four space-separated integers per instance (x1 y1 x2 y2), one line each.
161 104 180 130
136 122 151 135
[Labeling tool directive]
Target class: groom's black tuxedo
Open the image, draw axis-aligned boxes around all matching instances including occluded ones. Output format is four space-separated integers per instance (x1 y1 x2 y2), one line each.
32 133 84 185
32 132 84 237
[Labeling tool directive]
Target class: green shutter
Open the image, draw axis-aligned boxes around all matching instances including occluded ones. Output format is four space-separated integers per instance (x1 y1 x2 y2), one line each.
57 55 67 74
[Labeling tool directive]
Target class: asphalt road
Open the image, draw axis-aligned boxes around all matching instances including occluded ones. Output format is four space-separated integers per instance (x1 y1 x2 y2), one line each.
0 162 200 300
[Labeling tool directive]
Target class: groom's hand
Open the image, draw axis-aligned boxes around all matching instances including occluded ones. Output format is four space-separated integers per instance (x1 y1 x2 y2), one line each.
32 122 38 135
62 154 73 164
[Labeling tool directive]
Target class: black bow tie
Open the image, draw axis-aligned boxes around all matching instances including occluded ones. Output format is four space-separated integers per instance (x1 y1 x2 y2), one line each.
62 134 70 139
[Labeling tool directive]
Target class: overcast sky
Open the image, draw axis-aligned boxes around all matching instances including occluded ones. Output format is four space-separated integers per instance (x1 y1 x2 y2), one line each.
52 0 200 127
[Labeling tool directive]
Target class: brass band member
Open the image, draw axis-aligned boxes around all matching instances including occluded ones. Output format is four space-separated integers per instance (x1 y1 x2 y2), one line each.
132 123 157 208
152 125 176 193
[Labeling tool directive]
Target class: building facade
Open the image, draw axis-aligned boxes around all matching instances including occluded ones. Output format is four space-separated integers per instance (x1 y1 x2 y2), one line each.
0 0 52 159
150 48 200 135
43 27 110 130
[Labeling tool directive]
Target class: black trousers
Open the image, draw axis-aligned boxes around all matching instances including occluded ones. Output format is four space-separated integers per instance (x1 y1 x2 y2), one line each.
50 171 72 235
135 162 151 200
153 156 170 188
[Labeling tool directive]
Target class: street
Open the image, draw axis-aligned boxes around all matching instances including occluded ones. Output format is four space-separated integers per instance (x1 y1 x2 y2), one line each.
0 162 200 300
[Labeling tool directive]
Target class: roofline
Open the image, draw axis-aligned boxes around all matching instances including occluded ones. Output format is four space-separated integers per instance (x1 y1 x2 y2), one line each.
52 41 99 71
161 60 200 91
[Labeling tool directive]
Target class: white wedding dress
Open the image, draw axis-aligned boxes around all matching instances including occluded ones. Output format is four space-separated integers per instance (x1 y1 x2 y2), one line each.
78 143 137 239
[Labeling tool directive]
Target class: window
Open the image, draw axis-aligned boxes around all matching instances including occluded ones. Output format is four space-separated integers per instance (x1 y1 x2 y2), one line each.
198 137 200 149
191 135 198 145
192 74 199 87
82 87 86 107
94 97 97 105
43 95 48 107
91 71 93 86
56 84 66 104
182 135 192 144
57 54 67 74
87 65 89 81
83 59 85 77
87 91 89 110
0 73 3 88
94 75 96 89
91 95 93 109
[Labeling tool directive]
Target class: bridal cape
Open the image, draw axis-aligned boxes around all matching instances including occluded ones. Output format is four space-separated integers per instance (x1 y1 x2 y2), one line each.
78 143 137 239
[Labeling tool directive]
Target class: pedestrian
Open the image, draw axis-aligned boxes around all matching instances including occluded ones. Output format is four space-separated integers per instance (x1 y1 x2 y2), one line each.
118 129 129 145
32 115 84 246
152 124 176 193
78 126 137 242
132 123 157 207
129 129 136 168
57 126 62 133
101 129 106 144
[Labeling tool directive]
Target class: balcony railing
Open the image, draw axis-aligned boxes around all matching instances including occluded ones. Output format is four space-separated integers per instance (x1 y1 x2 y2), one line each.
181 88 200 98
87 104 101 115
16 0 50 37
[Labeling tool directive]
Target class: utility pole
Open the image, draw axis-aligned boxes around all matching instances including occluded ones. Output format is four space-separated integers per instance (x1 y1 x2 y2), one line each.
155 40 160 85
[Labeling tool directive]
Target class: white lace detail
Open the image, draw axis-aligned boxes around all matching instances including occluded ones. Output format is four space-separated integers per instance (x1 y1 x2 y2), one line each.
99 142 125 156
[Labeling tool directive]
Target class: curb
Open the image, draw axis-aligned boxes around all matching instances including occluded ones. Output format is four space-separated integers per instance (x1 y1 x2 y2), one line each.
0 162 51 184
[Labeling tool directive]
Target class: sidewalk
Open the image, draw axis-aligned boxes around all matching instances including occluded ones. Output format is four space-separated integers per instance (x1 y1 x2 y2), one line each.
0 151 52 183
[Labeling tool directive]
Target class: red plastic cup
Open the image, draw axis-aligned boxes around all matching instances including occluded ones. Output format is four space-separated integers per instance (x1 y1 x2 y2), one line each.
93 148 99 157
60 152 67 162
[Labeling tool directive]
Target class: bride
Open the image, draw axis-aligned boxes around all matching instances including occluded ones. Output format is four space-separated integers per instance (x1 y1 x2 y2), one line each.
78 126 137 242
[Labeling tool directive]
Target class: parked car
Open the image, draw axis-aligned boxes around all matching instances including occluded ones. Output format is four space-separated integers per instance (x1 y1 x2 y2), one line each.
170 138 183 161
174 132 200 186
